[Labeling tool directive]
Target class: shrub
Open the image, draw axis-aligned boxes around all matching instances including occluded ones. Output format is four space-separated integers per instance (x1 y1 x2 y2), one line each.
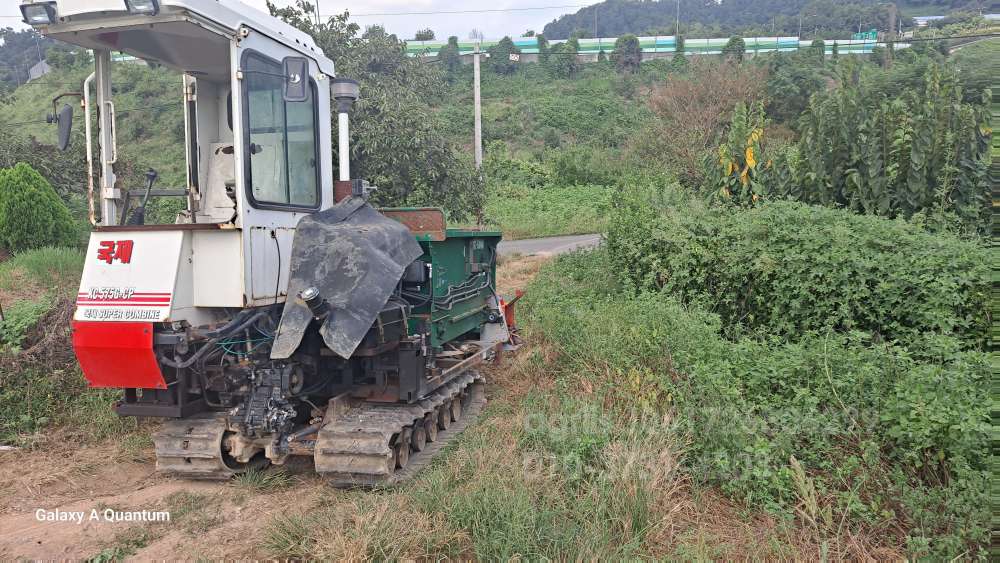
777 63 990 231
524 249 989 556
0 162 77 253
607 195 989 348
635 59 766 187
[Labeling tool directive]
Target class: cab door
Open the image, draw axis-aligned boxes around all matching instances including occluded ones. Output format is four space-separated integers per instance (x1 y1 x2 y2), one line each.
231 27 333 305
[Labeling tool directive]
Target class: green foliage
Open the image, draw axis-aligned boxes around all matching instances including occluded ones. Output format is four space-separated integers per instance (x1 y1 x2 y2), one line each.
268 2 484 219
437 36 463 81
723 36 746 63
763 50 830 124
542 0 900 40
610 34 642 73
536 34 551 65
0 163 78 252
546 38 581 79
0 297 52 350
710 101 770 205
809 39 826 63
0 246 84 288
413 28 435 41
485 183 612 240
773 62 991 231
607 195 989 347
487 37 521 75
526 247 989 555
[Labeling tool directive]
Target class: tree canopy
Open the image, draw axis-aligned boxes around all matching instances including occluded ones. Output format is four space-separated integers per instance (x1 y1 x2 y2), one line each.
611 34 642 73
542 0 917 40
487 37 522 75
266 1 483 218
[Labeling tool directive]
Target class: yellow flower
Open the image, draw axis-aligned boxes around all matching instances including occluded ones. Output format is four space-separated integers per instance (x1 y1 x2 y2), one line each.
739 166 749 186
745 146 757 168
726 161 736 175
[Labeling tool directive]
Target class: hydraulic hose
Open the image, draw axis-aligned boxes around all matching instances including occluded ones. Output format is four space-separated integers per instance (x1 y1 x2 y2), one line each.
159 310 269 369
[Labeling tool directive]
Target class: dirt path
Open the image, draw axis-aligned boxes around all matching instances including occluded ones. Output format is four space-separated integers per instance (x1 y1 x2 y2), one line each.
0 254 552 560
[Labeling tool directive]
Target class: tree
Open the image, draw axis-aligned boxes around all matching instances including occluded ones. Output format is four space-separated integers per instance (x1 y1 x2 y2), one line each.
541 0 900 40
523 30 536 37
723 36 746 63
487 36 521 75
0 163 77 252
0 28 61 88
635 58 767 186
672 35 688 71
764 50 828 124
537 34 551 65
413 28 435 41
598 49 608 62
830 41 839 62
267 2 484 218
810 39 826 63
438 36 463 81
611 34 642 72
546 38 580 78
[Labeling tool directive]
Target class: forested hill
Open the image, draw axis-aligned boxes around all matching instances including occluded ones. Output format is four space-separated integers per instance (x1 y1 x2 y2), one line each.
541 0 984 39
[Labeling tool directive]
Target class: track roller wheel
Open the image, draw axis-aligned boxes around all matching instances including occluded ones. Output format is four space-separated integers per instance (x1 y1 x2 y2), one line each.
411 422 427 452
438 403 452 430
423 413 439 443
451 396 463 421
394 428 412 469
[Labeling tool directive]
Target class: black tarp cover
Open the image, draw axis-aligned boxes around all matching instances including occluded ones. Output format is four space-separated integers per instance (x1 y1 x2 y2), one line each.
270 197 423 359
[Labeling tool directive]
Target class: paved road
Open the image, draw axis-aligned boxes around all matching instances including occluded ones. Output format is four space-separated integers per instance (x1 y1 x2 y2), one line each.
497 233 602 256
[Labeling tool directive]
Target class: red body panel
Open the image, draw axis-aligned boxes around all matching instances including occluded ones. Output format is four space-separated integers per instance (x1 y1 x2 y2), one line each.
71 321 167 390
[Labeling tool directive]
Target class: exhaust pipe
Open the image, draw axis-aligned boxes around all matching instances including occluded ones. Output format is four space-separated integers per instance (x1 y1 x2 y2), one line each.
332 78 360 203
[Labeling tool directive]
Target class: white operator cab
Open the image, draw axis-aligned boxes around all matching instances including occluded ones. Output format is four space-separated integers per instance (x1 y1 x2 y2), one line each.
21 0 339 327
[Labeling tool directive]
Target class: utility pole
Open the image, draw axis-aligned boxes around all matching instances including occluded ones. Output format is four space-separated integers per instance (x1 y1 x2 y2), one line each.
473 43 482 171
676 0 680 36
313 1 322 26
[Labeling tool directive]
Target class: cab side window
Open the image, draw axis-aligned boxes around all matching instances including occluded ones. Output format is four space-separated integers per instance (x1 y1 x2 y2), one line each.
243 52 319 208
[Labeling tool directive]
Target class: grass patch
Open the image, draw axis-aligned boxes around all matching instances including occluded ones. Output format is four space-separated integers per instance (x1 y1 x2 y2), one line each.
163 491 223 534
484 184 612 239
262 493 467 559
0 246 84 291
231 468 293 493
88 526 159 562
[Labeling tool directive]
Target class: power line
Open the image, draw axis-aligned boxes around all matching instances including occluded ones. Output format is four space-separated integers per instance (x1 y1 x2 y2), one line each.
328 5 588 17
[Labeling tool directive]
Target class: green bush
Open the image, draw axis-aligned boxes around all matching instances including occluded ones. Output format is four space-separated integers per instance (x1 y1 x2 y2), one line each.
524 249 989 556
0 162 78 253
0 297 52 351
607 194 989 348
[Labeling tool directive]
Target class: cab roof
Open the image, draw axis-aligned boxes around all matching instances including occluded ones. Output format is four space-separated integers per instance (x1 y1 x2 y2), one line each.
25 0 335 78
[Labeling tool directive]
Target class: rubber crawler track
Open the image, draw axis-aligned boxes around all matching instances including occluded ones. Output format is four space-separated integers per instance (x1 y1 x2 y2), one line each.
316 372 486 487
151 371 487 486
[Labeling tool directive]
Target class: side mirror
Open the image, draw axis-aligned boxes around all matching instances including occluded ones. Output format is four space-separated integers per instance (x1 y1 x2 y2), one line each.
282 57 309 103
49 103 73 151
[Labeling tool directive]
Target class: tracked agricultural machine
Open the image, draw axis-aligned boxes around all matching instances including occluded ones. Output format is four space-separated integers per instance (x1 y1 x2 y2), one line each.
21 0 516 485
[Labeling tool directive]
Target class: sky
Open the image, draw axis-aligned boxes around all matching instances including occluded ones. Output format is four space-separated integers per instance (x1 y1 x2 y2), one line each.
0 1 588 41
248 0 584 40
